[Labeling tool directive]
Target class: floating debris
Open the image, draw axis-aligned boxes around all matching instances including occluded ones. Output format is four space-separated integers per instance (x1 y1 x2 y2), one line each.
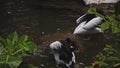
41 64 45 67
42 32 45 34
7 11 11 14
57 28 60 31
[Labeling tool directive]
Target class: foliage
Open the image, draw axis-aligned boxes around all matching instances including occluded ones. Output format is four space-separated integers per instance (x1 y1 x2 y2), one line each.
0 32 37 68
102 15 120 33
87 7 120 34
86 7 120 68
86 43 120 68
87 7 105 19
95 45 120 68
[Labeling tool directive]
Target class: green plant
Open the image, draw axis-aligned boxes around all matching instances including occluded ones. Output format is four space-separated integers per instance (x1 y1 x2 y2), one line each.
86 44 120 68
0 32 37 68
87 7 120 33
97 45 120 67
102 15 120 33
86 7 120 68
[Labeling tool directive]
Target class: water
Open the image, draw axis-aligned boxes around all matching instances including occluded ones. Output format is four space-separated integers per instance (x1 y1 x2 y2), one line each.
0 1 106 68
0 6 79 36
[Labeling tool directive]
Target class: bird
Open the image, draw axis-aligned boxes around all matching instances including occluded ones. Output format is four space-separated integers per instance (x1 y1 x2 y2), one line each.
49 38 76 68
73 13 104 34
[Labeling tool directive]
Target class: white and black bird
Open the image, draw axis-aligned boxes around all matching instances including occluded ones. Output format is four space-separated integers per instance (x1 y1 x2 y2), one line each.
49 38 76 68
73 13 104 34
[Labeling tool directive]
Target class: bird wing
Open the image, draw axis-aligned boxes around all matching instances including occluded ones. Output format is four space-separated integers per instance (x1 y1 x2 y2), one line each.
76 13 87 24
73 21 87 34
83 16 103 30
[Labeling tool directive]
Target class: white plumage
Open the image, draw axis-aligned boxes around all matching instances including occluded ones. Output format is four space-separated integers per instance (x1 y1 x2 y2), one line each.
50 41 62 50
49 40 76 68
50 41 64 65
76 14 87 24
73 14 104 34
83 17 103 30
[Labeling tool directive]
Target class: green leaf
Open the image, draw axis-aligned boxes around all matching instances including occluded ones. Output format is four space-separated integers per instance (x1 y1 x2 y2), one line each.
19 35 28 43
0 41 5 55
112 26 120 33
97 52 105 61
101 22 110 30
106 56 120 62
0 47 4 55
8 56 22 68
8 32 18 46
6 38 13 54
26 42 37 54
0 55 22 68
87 7 96 14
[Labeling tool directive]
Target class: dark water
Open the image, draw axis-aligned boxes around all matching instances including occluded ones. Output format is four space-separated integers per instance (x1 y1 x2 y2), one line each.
0 8 80 48
0 6 79 37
